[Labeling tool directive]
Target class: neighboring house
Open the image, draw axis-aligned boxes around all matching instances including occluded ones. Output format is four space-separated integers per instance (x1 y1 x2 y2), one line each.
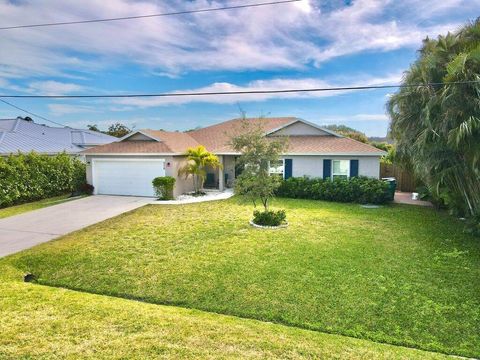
83 117 386 197
0 117 117 156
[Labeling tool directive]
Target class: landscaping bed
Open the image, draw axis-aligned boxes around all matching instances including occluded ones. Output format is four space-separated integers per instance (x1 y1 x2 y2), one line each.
5 198 480 358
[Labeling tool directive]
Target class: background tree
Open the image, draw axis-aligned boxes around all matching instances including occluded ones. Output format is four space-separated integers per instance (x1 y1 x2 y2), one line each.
388 19 480 225
87 124 100 132
371 142 396 164
231 119 288 212
86 123 132 137
324 124 369 143
178 145 221 194
106 123 131 138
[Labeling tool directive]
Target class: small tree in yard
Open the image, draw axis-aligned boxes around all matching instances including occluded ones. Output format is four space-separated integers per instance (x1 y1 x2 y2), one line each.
231 119 289 226
178 145 221 194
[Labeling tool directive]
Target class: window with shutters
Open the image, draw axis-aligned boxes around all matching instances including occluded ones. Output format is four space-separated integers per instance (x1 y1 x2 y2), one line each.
332 160 349 179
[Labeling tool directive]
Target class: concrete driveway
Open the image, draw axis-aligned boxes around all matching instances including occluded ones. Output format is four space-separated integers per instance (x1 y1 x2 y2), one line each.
0 195 151 258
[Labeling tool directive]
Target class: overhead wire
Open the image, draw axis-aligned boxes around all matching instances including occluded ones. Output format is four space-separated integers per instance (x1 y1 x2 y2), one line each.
0 80 477 99
0 0 301 30
0 99 69 127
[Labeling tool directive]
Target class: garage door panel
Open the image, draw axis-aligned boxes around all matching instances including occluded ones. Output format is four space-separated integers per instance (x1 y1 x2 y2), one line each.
93 160 165 197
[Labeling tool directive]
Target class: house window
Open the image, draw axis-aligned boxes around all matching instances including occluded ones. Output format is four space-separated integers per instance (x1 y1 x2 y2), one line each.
269 159 284 178
332 160 349 179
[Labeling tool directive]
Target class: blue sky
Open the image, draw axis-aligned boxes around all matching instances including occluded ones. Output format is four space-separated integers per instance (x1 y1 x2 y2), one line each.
0 0 478 136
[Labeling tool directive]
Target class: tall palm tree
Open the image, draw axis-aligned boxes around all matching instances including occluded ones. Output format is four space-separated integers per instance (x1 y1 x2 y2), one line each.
388 19 480 219
178 146 222 193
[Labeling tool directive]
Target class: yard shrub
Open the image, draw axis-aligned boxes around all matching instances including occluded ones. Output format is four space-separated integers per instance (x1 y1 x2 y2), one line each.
252 209 286 226
0 152 86 208
464 213 480 237
152 176 176 200
276 176 390 205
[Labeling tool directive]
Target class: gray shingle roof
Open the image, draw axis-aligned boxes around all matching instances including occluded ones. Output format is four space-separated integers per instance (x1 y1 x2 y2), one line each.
0 118 117 155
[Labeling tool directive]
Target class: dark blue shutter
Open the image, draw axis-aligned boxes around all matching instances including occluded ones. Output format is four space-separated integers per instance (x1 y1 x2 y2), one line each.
323 159 331 179
350 160 359 177
284 159 292 179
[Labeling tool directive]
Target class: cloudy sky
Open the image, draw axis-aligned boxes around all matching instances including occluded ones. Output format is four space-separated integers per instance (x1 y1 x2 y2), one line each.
0 0 478 136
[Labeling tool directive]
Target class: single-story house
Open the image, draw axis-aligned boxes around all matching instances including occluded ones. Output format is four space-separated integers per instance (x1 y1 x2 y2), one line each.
0 117 117 156
83 117 386 197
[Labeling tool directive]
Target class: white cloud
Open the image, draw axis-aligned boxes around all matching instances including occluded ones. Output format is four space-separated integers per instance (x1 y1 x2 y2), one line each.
113 72 403 108
320 113 389 123
48 103 97 116
0 0 477 78
28 81 84 95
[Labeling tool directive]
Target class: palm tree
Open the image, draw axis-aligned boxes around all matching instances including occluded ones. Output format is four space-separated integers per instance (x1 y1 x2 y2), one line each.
178 146 222 194
388 19 480 219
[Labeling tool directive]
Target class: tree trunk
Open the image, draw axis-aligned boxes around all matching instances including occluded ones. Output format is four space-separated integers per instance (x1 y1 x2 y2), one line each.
193 174 198 193
262 197 268 212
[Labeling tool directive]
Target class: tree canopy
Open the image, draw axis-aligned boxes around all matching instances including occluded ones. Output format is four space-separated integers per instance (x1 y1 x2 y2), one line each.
388 19 480 222
324 124 369 143
231 119 288 211
178 145 221 194
87 122 132 138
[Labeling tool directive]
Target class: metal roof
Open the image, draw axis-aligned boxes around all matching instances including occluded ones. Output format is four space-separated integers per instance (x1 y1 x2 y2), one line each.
0 118 117 155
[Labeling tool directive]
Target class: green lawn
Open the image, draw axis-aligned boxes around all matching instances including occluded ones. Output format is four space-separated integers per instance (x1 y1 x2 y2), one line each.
0 264 450 359
0 194 85 219
3 198 479 357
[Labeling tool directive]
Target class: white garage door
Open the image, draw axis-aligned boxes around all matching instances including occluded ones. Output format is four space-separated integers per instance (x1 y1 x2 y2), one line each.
93 159 165 197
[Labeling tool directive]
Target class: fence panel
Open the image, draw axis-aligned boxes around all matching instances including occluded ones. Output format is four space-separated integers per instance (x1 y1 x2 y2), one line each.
380 163 417 192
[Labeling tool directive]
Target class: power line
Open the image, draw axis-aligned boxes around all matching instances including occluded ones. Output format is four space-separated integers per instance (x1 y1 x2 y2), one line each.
0 0 301 30
0 98 68 127
0 80 478 99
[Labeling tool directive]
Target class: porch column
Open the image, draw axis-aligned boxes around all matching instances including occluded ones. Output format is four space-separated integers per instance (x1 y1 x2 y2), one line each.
218 155 225 191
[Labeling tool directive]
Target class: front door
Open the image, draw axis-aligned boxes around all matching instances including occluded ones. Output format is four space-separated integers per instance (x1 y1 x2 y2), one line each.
234 156 244 178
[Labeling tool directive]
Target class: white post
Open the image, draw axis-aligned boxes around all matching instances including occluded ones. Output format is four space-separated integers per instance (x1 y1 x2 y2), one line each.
218 155 224 191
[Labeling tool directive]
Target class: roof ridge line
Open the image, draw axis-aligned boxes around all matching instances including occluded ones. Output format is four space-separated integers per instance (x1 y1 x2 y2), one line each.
188 116 297 134
13 117 22 132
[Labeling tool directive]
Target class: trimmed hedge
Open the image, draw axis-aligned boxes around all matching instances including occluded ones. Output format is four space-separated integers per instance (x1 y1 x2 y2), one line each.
152 176 176 200
276 176 390 205
0 152 86 208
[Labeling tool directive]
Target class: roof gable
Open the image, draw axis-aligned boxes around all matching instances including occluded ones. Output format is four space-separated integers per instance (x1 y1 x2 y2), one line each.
266 118 341 137
119 130 160 142
102 129 200 154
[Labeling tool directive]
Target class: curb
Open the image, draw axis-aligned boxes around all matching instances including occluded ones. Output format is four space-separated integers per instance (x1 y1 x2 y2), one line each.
249 220 289 229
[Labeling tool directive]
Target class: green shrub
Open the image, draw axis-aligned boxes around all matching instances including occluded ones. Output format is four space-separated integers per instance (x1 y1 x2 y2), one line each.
276 176 390 205
152 176 176 200
464 214 480 237
0 152 86 208
252 209 286 226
